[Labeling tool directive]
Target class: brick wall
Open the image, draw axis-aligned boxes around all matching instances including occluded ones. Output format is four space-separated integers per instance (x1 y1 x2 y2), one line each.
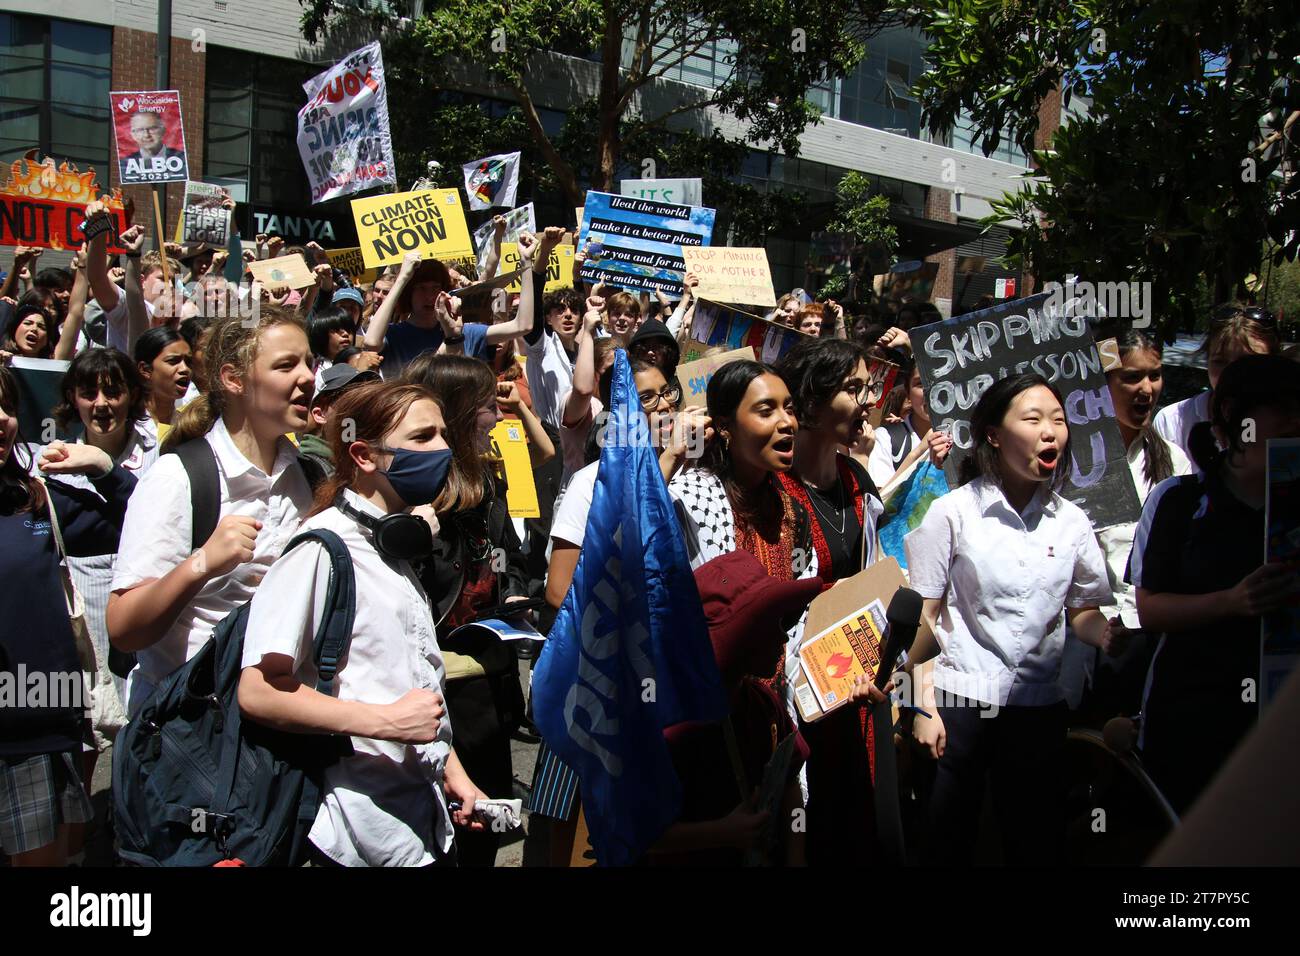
924 185 957 311
110 27 206 244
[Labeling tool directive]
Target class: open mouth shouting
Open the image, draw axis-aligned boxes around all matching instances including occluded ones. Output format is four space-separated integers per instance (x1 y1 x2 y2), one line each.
1036 445 1061 473
771 433 795 466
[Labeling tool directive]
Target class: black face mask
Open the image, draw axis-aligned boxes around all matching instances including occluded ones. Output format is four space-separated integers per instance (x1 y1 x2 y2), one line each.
334 494 434 563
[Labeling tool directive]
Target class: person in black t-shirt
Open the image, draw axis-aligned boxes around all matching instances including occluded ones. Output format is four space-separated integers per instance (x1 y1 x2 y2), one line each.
1130 354 1300 814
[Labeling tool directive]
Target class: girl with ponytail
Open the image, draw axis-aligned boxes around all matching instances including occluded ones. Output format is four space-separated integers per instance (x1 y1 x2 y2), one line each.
1061 326 1192 720
1130 353 1300 813
107 306 317 715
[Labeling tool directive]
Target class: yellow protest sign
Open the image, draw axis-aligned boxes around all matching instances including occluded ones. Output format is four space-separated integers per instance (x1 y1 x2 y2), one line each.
351 189 474 269
325 246 380 285
680 246 776 308
490 419 540 518
498 243 575 293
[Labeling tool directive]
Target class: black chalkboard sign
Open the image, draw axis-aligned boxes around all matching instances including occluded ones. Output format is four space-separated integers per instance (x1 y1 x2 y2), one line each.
911 292 1140 529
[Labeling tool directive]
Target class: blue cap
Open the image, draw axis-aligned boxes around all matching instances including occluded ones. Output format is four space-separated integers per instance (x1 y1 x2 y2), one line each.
333 286 364 308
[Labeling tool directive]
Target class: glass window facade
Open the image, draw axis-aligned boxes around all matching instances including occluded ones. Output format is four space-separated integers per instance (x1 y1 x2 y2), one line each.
0 13 112 170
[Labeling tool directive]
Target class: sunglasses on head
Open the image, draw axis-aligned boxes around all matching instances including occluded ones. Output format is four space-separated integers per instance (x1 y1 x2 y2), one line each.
1211 304 1276 330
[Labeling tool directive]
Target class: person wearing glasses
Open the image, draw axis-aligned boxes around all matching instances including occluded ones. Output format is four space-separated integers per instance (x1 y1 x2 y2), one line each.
1153 304 1280 466
772 337 888 864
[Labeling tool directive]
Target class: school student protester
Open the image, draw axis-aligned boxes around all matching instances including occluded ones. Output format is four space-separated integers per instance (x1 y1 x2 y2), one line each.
84 206 152 354
773 337 888 863
238 381 490 867
4 298 57 360
1131 354 1300 814
133 326 193 447
603 291 642 347
308 306 360 390
298 364 381 473
627 317 681 383
524 286 585 432
367 232 549 376
866 362 947 490
1153 304 1281 463
0 365 137 866
404 354 532 865
670 361 817 701
1060 327 1190 720
903 373 1118 864
107 309 317 716
557 298 614 485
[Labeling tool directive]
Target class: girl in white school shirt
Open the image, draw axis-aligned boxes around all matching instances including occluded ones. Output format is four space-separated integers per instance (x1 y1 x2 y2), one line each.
237 381 488 867
903 373 1121 864
107 309 317 716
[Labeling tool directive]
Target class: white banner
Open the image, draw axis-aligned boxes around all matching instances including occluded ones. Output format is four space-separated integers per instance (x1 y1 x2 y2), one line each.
462 152 521 210
297 41 396 204
472 202 536 275
619 177 703 207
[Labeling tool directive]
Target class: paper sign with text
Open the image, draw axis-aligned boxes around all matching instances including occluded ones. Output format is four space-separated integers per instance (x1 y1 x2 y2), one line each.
248 253 316 290
179 182 230 246
352 189 474 269
491 419 540 518
576 190 715 295
675 346 755 406
110 89 189 185
296 42 396 203
680 246 775 307
498 243 574 293
0 155 128 253
911 292 1140 529
325 246 381 285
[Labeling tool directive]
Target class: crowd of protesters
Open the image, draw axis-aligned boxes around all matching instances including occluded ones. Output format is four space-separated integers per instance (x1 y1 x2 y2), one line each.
0 189 1296 868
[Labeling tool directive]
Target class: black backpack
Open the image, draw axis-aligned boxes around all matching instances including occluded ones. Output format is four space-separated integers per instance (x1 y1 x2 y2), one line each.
108 439 326 681
112 527 355 866
884 420 915 468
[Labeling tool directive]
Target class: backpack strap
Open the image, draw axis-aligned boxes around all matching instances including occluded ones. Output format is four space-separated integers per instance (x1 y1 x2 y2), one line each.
281 528 356 694
173 439 221 553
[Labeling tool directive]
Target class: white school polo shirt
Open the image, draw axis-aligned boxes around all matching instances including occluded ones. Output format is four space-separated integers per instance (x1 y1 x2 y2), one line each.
241 491 455 867
1152 391 1210 468
904 475 1113 707
524 327 576 431
112 417 313 713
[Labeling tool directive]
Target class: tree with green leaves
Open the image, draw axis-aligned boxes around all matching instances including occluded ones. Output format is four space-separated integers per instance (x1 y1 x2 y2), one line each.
904 0 1299 336
300 0 893 210
819 171 898 301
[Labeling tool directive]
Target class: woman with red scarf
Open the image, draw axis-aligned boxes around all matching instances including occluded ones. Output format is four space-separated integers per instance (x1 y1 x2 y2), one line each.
774 337 886 865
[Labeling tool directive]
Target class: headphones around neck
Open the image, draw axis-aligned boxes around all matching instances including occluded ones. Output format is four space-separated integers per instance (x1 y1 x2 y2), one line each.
334 494 433 563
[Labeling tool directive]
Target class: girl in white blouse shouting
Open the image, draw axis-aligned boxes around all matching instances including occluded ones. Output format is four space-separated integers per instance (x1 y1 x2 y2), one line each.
903 372 1121 865
237 381 488 867
107 309 317 715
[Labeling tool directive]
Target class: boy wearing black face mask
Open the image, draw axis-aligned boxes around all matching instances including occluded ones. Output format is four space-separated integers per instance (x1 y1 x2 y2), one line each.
238 381 487 867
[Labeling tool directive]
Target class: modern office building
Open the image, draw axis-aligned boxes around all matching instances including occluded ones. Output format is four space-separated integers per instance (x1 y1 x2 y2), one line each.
2 3 1055 312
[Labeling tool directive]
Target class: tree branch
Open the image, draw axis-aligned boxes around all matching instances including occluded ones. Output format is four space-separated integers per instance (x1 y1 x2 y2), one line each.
509 78 583 207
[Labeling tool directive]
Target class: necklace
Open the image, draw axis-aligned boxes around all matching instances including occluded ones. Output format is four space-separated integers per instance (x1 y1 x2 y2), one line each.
803 474 847 535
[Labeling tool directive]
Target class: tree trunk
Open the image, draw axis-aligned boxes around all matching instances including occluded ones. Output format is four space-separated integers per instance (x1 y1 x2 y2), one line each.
595 14 624 192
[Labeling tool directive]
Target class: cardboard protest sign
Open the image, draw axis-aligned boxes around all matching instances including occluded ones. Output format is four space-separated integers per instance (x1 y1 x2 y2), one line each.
497 242 574 293
690 301 806 365
324 246 380 285
247 253 316 290
463 152 521 210
352 189 474 269
675 346 755 406
491 419 540 518
110 90 189 185
619 177 702 207
0 155 128 253
179 182 230 246
866 357 901 409
1263 438 1300 711
680 246 775 308
910 292 1141 529
576 190 715 295
296 42 396 204
473 202 535 275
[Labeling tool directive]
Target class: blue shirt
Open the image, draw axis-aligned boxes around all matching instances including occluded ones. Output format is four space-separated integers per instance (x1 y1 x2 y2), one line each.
380 321 489 377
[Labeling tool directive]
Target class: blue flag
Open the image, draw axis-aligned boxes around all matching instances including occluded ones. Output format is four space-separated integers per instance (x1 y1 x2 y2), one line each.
532 349 727 865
